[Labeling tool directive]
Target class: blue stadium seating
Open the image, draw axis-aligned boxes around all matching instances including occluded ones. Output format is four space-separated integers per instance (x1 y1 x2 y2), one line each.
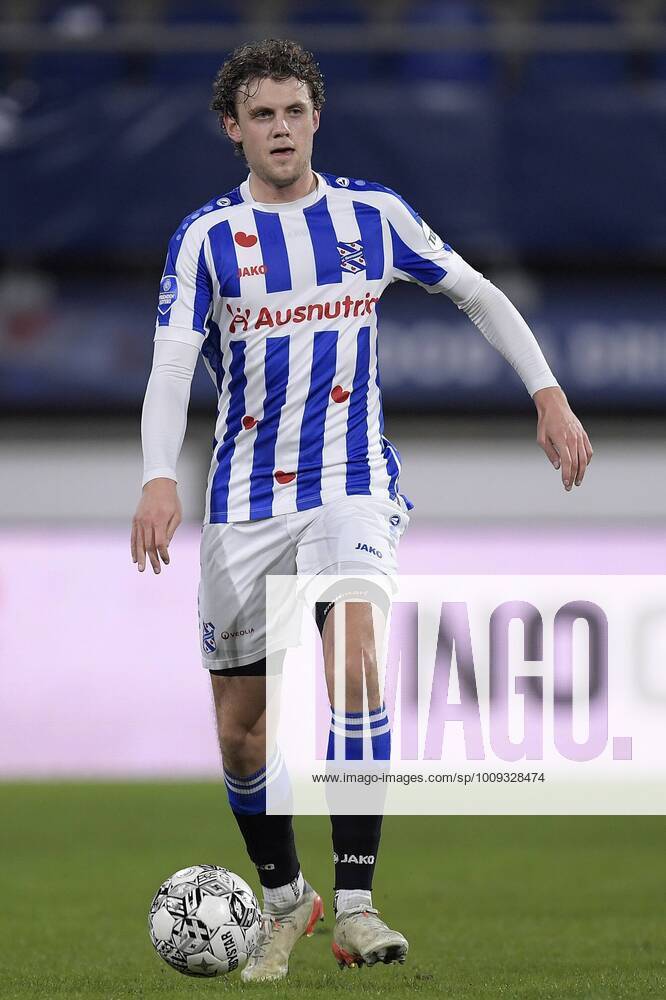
650 8 666 81
521 1 629 91
285 2 373 82
397 0 497 84
28 2 125 94
150 1 239 83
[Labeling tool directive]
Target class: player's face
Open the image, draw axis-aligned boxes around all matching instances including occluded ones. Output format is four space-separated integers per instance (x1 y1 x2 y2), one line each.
225 76 320 190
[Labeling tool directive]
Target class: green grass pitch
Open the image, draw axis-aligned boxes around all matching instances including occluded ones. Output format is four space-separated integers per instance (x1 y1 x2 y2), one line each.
1 783 664 999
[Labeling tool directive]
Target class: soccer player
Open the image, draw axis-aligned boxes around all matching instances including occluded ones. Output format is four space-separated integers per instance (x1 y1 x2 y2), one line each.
131 39 592 981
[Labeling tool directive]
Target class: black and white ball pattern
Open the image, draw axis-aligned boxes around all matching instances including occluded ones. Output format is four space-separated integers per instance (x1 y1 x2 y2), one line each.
148 865 260 976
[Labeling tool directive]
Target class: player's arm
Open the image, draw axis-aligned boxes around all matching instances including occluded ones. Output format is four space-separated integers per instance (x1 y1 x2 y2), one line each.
131 339 198 573
132 217 213 572
445 268 592 491
386 196 593 491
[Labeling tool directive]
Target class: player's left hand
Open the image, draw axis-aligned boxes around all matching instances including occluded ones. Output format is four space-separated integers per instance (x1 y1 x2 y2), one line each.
533 386 593 491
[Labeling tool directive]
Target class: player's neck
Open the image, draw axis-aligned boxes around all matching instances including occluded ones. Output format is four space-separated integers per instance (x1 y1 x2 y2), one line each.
247 169 317 205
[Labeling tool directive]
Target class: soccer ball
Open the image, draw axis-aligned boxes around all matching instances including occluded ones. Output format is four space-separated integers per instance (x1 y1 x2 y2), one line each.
148 864 261 976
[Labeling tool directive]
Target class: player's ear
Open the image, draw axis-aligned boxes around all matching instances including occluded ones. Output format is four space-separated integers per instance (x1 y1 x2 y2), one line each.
312 108 320 134
224 114 241 142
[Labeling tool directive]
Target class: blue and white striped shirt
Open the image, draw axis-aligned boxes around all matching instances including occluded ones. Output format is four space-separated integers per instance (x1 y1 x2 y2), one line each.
155 171 468 523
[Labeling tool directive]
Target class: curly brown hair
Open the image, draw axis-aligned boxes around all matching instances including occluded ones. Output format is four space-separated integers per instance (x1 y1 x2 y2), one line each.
211 38 325 158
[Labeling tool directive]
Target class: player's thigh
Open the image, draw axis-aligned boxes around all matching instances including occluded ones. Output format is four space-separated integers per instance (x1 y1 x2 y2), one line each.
209 649 287 725
198 518 296 670
297 495 410 704
295 494 410 579
321 602 382 710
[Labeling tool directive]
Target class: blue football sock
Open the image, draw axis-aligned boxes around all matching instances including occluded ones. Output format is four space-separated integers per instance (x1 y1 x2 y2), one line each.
326 703 391 762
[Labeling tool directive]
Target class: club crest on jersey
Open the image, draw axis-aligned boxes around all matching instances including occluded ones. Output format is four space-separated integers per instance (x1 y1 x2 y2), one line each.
337 240 366 274
202 621 217 654
158 275 178 315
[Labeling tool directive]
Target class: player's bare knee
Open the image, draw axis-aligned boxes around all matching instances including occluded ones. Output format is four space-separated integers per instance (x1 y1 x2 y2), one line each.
219 722 265 775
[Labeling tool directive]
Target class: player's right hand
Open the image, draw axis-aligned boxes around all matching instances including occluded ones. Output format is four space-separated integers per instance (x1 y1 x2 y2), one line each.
131 478 182 574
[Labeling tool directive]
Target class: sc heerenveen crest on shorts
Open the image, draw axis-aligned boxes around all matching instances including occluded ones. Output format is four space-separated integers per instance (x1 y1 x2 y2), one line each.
158 275 179 315
202 621 217 654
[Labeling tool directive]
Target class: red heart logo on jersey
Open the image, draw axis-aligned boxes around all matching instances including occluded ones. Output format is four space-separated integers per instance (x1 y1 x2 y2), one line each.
235 232 258 248
331 385 350 403
274 470 296 485
242 415 257 430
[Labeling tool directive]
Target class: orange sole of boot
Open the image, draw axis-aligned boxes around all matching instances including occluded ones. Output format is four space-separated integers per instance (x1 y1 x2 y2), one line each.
332 941 363 968
332 940 408 969
305 894 325 936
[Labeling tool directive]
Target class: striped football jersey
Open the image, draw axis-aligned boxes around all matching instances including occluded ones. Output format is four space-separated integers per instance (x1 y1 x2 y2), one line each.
155 171 468 523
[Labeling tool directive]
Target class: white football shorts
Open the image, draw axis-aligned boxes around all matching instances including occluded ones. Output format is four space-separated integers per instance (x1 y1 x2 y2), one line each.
198 493 410 670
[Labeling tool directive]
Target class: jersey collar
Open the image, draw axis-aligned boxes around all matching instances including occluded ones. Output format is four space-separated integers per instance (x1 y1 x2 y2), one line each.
239 171 324 212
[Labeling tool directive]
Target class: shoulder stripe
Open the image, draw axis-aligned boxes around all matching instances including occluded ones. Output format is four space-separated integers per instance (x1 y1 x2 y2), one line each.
172 186 244 245
320 172 421 222
389 222 447 285
210 187 243 210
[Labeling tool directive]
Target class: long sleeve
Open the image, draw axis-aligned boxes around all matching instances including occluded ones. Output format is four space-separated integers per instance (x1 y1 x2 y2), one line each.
385 192 559 397
140 339 199 487
445 267 559 398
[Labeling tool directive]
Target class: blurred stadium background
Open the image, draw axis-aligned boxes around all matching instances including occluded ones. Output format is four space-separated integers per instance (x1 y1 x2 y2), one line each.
1 0 665 773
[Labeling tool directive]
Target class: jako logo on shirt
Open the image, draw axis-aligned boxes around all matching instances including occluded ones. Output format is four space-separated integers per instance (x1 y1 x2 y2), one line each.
158 274 178 315
237 264 268 278
226 293 379 333
355 543 383 558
